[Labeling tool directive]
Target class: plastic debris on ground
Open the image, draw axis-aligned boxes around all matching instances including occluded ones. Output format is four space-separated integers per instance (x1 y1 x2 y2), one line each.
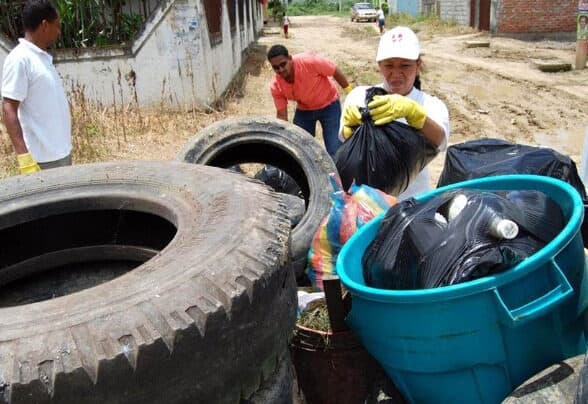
254 165 303 198
297 290 325 315
362 188 564 290
334 86 437 196
306 174 397 290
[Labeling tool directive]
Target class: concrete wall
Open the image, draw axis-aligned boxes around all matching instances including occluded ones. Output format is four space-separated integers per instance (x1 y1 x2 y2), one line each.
0 35 10 62
437 0 470 26
496 0 576 33
433 0 576 34
0 0 263 108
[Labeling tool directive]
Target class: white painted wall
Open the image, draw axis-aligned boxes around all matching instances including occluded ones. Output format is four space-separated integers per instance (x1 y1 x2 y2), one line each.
438 0 470 26
0 36 11 63
0 0 263 108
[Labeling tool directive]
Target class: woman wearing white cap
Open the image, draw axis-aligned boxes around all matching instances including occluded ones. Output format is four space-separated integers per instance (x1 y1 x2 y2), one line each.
339 26 450 200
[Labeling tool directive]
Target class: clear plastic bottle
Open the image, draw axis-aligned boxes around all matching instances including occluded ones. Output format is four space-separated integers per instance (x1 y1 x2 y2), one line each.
488 217 519 240
447 193 518 239
447 194 468 221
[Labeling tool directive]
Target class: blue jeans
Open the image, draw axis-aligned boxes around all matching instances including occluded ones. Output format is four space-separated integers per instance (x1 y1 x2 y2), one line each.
293 100 343 157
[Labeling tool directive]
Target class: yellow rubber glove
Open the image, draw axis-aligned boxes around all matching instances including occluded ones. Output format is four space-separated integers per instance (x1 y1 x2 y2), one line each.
343 84 353 95
342 104 362 140
17 152 40 174
343 104 362 127
368 94 427 129
342 126 354 140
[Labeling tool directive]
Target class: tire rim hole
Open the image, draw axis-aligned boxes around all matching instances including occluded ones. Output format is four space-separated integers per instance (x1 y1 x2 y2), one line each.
203 142 310 204
0 209 176 307
204 142 309 228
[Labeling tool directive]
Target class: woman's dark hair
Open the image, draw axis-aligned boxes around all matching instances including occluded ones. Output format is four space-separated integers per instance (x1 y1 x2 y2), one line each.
22 0 58 32
267 45 289 61
414 75 421 90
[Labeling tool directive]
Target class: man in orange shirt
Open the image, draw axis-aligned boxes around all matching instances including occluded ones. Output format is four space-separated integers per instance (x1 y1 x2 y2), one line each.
267 45 352 157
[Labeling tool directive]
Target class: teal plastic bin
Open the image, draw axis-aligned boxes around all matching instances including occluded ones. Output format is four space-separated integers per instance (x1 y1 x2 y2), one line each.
336 175 588 404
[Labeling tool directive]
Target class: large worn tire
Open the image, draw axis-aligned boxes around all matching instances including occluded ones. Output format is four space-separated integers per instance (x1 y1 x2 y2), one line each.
0 161 296 404
503 355 584 404
244 351 293 404
176 116 338 280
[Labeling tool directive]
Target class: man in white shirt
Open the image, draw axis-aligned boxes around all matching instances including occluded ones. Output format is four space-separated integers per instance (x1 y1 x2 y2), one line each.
1 0 72 175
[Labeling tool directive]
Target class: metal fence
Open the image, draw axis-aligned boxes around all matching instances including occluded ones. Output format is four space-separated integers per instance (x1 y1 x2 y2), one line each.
0 0 162 49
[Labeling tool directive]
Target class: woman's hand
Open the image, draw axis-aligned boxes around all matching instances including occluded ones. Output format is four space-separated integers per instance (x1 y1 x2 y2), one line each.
368 94 427 129
342 104 362 139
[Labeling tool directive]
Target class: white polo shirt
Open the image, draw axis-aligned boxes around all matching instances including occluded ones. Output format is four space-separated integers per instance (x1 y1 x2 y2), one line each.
2 39 71 163
339 85 450 200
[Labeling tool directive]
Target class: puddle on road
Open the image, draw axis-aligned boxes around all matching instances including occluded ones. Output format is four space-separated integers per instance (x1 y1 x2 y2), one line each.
533 126 586 162
468 82 517 99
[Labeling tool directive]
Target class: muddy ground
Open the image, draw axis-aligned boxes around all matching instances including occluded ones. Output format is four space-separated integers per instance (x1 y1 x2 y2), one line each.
228 15 588 186
2 15 587 183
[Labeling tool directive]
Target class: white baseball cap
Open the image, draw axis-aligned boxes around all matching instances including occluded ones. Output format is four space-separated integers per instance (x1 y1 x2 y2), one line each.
376 26 420 62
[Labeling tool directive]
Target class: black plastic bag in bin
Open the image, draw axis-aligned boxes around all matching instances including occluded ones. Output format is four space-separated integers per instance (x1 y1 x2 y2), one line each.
362 189 564 290
334 87 437 196
437 138 588 247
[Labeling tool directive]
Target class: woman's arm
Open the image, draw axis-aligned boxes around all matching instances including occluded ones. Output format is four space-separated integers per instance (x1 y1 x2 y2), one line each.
420 117 445 148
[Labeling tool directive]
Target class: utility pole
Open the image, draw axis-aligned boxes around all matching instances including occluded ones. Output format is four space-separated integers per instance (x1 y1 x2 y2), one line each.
577 0 588 69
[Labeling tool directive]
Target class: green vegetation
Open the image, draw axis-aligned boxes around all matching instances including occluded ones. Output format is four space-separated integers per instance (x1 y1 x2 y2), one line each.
56 0 144 48
298 301 331 332
268 0 286 20
1 0 145 49
286 0 355 16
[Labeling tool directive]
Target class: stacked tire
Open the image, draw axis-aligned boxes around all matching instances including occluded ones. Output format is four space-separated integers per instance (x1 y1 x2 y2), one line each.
0 161 296 403
177 116 338 282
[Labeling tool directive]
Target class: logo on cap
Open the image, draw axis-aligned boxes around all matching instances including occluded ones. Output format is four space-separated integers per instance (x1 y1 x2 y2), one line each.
390 33 404 43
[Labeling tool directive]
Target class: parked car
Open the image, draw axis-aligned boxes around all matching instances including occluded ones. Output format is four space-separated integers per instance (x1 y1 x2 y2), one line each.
350 2 378 22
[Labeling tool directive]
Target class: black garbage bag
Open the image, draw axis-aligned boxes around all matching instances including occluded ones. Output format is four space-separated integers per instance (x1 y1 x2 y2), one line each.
437 138 588 246
227 165 244 174
362 189 564 290
254 165 303 198
334 87 437 196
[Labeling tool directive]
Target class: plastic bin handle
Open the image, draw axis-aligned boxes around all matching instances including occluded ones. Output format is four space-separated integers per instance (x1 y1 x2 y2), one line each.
494 259 573 327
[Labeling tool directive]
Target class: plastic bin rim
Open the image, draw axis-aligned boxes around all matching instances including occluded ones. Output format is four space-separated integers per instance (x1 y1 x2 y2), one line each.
336 174 584 303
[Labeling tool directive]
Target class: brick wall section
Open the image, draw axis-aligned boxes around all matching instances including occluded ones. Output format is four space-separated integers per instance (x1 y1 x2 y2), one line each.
498 0 576 33
439 0 470 26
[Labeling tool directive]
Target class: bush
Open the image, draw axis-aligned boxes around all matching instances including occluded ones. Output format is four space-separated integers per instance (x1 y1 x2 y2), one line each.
268 0 285 21
287 0 355 16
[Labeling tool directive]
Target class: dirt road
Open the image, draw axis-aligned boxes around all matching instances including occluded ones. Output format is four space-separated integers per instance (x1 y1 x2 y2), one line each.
228 15 588 186
2 15 586 182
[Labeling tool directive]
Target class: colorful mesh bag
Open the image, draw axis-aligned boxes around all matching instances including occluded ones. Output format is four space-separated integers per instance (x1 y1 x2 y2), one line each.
306 174 397 290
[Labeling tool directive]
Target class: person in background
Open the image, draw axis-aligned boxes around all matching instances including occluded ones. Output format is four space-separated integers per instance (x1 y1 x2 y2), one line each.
1 0 71 175
283 13 291 39
578 15 588 40
377 6 386 34
268 44 353 157
339 26 450 200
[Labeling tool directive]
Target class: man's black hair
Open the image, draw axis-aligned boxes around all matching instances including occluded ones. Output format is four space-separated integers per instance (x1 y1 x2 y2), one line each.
22 0 58 32
267 45 289 61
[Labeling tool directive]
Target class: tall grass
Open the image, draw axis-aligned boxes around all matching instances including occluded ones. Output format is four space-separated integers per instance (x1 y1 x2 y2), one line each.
0 45 268 179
